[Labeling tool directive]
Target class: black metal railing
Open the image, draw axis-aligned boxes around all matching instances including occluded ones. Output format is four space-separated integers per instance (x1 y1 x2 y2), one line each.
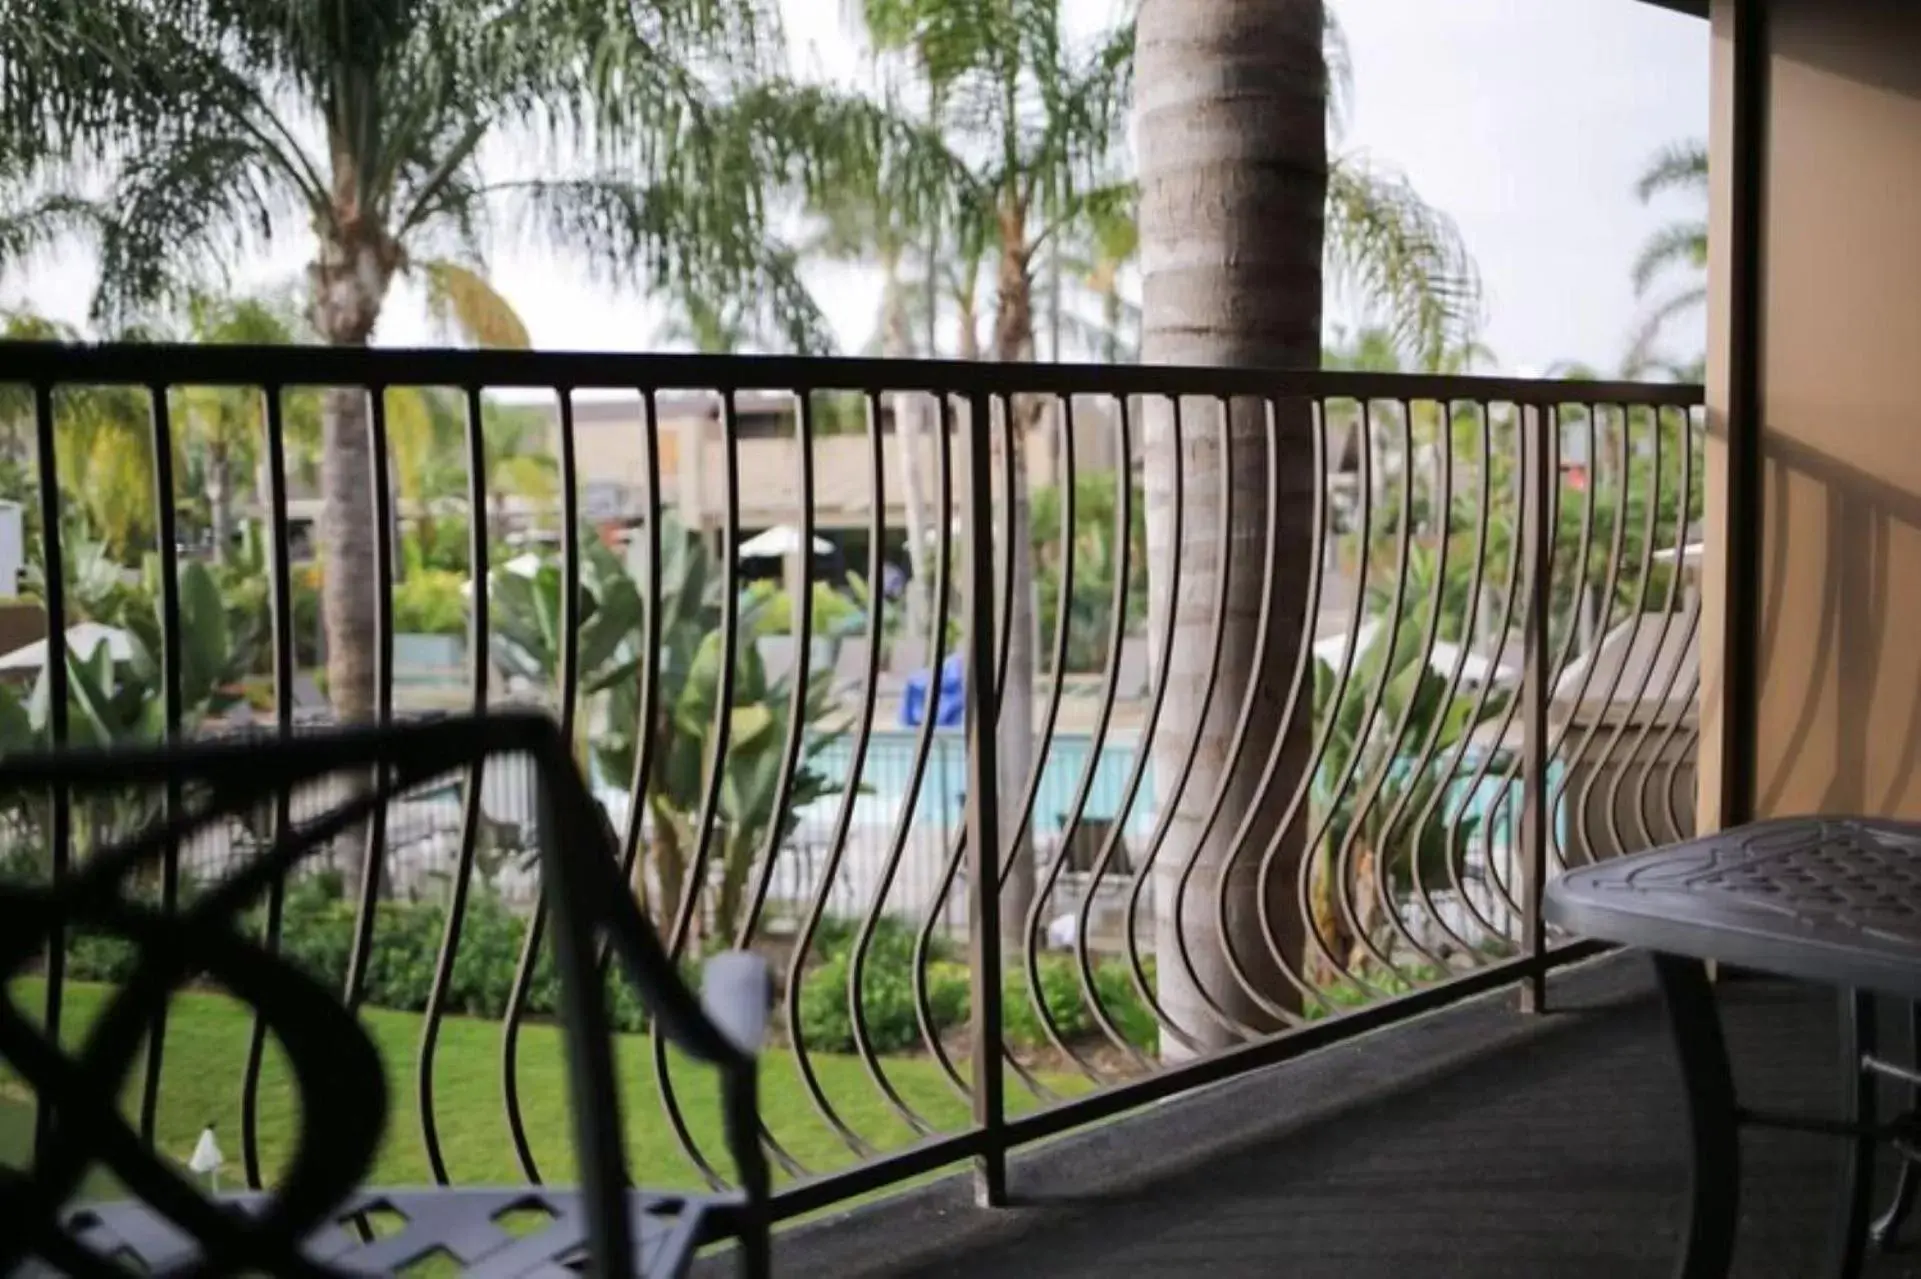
0 341 1704 1225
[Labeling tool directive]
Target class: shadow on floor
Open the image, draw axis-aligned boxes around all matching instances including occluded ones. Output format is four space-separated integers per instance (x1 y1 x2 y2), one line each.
882 976 1921 1278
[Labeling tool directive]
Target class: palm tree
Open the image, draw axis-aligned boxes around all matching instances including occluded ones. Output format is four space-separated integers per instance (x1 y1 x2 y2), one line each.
1628 140 1708 375
807 179 943 648
174 290 317 563
4 0 830 735
1136 0 1481 1053
853 0 1134 941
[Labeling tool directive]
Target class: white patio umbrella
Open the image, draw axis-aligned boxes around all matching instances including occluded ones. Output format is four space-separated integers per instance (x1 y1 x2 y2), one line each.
460 552 545 598
737 525 833 560
0 622 136 672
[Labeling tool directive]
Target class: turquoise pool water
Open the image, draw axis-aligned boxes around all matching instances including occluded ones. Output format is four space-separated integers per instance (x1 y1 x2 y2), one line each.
802 729 1562 849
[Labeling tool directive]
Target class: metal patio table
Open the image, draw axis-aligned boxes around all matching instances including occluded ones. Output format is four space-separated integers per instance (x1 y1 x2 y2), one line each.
1548 817 1921 1279
0 712 772 1278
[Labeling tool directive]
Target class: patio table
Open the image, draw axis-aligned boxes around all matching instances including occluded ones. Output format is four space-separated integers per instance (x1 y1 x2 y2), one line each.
1547 817 1921 1279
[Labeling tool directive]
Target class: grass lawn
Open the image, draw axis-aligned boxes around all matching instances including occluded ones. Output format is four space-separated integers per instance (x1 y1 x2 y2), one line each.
1 979 1089 1198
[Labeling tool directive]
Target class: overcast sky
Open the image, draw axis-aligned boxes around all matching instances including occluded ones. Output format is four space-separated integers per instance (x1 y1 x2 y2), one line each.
0 0 1708 376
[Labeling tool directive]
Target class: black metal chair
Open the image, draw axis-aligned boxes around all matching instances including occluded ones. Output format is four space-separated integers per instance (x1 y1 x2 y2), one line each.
1548 817 1921 1279
0 711 771 1278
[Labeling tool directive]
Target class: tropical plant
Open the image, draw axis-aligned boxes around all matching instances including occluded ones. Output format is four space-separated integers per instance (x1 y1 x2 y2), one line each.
1030 472 1148 674
0 557 249 865
489 513 855 948
1628 139 1708 375
169 289 322 563
5 0 835 736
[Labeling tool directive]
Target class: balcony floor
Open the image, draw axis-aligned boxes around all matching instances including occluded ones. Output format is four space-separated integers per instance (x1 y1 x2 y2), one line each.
774 958 1921 1278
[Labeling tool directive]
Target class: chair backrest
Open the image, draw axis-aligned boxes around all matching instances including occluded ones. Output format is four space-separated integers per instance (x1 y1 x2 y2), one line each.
0 713 769 1278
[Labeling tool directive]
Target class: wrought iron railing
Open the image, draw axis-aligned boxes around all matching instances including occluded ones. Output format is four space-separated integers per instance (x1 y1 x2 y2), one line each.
0 341 1703 1233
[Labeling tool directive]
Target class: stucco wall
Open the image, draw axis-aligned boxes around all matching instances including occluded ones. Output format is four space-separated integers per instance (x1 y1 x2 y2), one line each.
1701 0 1921 823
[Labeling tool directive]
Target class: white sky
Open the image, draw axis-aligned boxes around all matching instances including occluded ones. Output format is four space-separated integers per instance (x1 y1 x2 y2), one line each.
0 0 1708 375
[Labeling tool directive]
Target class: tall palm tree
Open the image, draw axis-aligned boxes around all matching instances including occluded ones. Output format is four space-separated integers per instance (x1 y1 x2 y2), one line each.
1628 139 1708 375
808 178 943 647
1137 0 1481 1053
3 0 831 734
854 0 1134 939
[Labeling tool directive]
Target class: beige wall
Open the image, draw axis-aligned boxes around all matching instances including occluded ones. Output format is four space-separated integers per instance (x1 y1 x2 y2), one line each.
565 394 1127 533
1702 0 1921 824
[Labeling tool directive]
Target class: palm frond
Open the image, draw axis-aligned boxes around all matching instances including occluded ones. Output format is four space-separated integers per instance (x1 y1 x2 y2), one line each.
1325 155 1483 371
0 192 99 275
92 129 303 324
416 259 531 349
1631 220 1708 298
1625 284 1709 376
1635 139 1708 204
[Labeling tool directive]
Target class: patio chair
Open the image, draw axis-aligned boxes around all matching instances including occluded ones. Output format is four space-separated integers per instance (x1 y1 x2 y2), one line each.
0 711 771 1278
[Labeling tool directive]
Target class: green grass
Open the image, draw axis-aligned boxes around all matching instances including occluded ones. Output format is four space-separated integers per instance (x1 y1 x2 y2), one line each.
1 979 1089 1196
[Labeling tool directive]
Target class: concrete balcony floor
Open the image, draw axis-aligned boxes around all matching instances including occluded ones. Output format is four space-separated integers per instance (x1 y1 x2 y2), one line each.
764 956 1921 1278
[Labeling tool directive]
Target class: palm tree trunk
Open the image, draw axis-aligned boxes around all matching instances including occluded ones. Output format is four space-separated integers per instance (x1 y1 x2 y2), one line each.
1138 0 1327 1056
881 250 935 653
311 221 395 903
992 215 1038 948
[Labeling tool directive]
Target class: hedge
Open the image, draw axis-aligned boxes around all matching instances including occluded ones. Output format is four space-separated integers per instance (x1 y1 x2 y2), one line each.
55 883 1161 1056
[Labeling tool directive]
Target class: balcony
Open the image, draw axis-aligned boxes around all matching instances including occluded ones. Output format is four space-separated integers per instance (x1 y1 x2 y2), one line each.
0 340 1727 1272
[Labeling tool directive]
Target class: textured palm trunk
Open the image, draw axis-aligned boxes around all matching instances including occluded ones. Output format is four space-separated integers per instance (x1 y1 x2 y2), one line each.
1138 0 1327 1057
310 215 396 902
992 207 1038 947
880 248 935 652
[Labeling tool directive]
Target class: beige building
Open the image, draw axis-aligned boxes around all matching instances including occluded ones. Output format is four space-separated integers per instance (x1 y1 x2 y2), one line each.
560 388 1127 542
1693 0 1921 829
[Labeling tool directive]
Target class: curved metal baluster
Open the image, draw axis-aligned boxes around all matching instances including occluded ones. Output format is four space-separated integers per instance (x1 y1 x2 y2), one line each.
1369 399 1477 971
1014 397 1112 1083
1067 395 1204 1057
1315 399 1423 988
727 390 819 1181
1589 404 1678 865
419 385 536 1184
241 385 298 1188
846 395 956 1135
1270 400 1387 1010
498 383 550 1182
653 389 747 1188
1633 413 1706 848
612 390 664 909
28 382 68 1167
1215 396 1331 1023
1406 402 1514 951
138 382 181 1147
1662 657 1705 844
343 382 398 1013
1481 404 1583 921
1129 396 1246 1047
487 376 557 1175
1053 397 1157 1066
910 392 1036 1101
1617 406 1694 855
1445 404 1534 936
1548 404 1634 873
1159 394 1284 1044
784 390 889 1159
984 392 1053 1094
